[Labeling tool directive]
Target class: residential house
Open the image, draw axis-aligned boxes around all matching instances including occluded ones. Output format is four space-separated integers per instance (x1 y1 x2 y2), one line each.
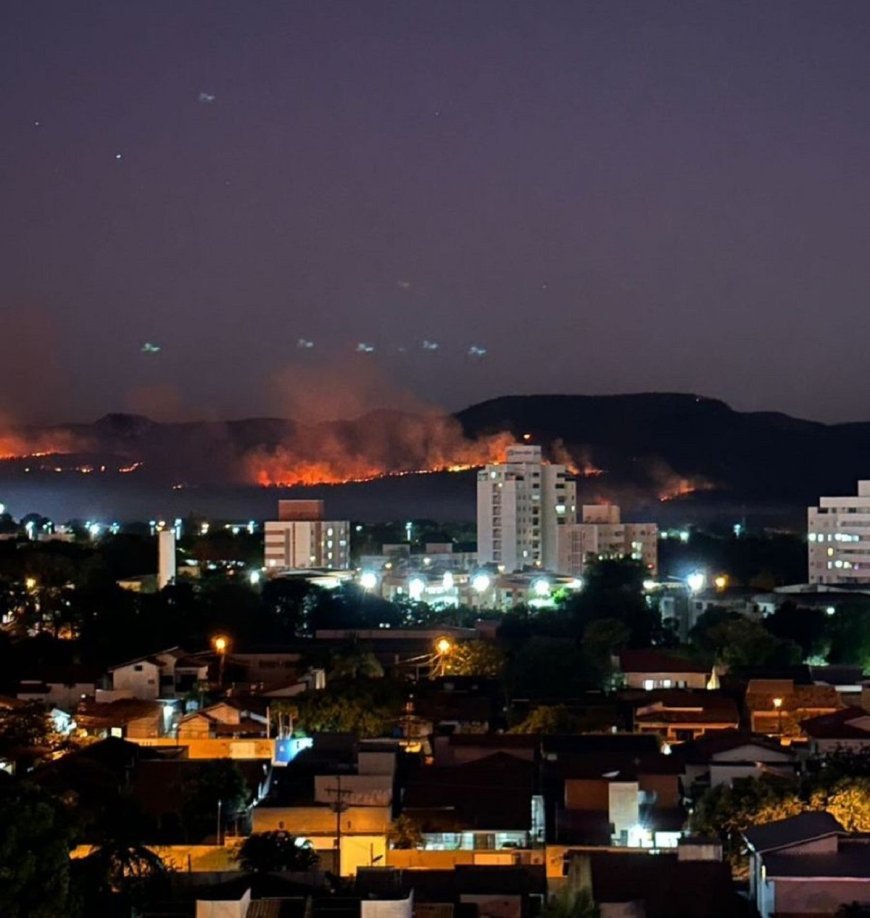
626 690 740 743
74 698 168 739
107 648 210 701
176 699 269 741
250 738 396 874
801 706 870 754
674 731 798 799
356 865 547 918
744 812 870 918
433 734 538 767
561 848 748 917
402 752 541 851
809 664 867 703
745 679 842 738
550 750 685 848
617 650 711 691
16 665 103 710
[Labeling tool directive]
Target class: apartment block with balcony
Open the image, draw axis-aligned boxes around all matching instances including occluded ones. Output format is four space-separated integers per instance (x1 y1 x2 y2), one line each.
264 500 350 573
476 445 576 572
556 504 658 576
808 481 870 583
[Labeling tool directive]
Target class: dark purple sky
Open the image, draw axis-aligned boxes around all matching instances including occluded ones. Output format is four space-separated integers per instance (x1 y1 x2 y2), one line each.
4 1 870 424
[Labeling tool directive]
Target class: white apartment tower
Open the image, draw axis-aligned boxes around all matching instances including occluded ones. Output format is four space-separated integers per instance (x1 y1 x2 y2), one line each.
808 482 870 584
557 505 658 576
157 529 177 589
264 500 350 573
477 444 576 572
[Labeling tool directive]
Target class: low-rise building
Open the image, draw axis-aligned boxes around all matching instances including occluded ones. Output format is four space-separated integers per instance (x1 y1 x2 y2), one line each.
745 679 842 738
402 752 542 851
617 650 711 691
628 690 740 743
801 705 870 754
745 812 870 918
674 731 798 798
17 665 103 710
107 648 209 701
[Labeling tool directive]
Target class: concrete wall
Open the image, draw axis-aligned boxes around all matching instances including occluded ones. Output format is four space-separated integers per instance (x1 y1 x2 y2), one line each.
564 779 608 811
112 661 161 700
624 671 707 690
773 878 870 917
132 737 275 759
361 893 413 918
73 844 240 873
359 750 396 776
252 804 391 835
195 888 249 918
638 773 679 809
314 773 392 806
387 849 477 869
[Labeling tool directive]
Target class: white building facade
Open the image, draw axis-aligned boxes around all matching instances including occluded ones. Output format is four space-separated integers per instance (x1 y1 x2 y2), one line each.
476 444 576 572
557 504 658 576
808 482 870 584
264 500 350 572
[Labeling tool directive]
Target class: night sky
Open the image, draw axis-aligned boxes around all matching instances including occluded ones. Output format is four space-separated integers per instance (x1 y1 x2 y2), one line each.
4 1 870 425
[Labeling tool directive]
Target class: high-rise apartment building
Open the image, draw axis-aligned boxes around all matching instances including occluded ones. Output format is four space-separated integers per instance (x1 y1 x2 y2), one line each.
264 500 350 573
557 505 658 576
808 482 870 584
476 445 576 572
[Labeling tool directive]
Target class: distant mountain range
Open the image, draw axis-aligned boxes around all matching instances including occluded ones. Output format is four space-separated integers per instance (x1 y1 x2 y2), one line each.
1 393 867 522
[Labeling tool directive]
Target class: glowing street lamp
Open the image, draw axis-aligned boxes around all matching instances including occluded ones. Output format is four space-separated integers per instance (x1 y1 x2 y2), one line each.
213 634 230 687
359 571 378 591
434 636 453 677
772 696 784 735
686 571 706 594
471 573 491 594
532 578 550 598
408 577 426 602
713 575 728 591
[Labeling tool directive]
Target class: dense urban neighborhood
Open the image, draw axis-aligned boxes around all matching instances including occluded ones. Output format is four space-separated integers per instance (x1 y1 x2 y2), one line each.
3 446 870 917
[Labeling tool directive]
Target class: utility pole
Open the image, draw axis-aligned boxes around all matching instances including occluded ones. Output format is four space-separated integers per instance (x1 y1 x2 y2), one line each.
326 775 353 878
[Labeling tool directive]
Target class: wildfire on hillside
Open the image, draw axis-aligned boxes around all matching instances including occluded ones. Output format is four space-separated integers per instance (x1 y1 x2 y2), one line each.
658 477 717 501
249 417 516 487
0 429 83 462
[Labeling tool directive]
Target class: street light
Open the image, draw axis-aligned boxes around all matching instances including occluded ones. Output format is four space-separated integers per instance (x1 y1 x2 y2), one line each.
359 571 378 591
686 571 706 594
408 577 426 601
213 634 229 688
772 696 783 736
434 637 452 677
471 573 491 594
532 578 550 598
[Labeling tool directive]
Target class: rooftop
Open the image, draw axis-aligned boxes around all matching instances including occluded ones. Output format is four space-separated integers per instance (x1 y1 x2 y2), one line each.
744 812 844 853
